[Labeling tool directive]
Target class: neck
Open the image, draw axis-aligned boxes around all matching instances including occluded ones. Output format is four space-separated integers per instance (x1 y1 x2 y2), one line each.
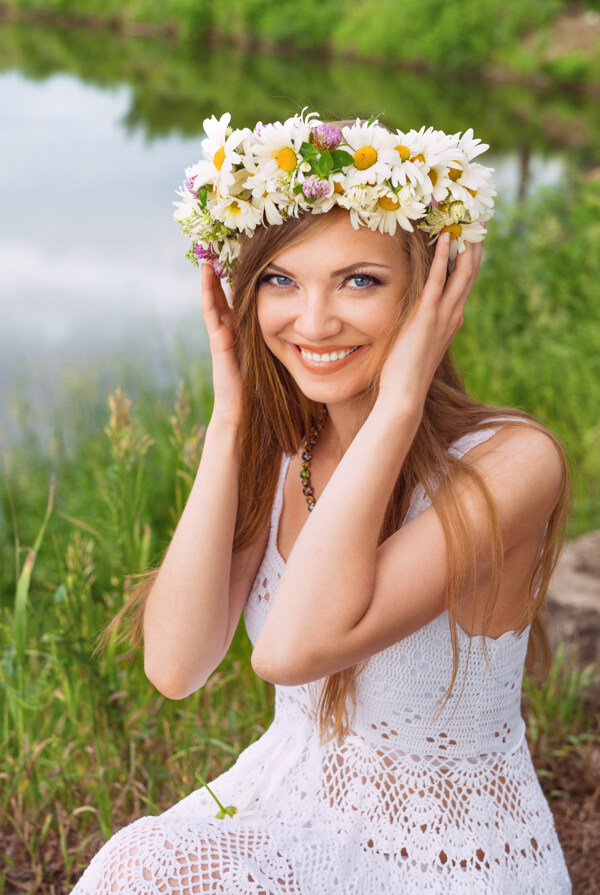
321 394 373 459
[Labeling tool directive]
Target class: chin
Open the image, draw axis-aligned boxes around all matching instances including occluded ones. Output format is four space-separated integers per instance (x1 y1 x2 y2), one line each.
294 380 372 408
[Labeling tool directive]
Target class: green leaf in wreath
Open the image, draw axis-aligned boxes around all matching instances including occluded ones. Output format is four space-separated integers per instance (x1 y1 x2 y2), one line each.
319 150 333 176
330 149 354 170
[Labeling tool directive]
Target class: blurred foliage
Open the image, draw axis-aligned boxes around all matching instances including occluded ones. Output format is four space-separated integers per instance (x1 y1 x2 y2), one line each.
2 0 600 77
456 174 600 534
1 21 600 158
332 0 564 67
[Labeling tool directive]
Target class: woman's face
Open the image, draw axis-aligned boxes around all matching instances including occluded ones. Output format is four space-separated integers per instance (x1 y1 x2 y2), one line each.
256 212 411 409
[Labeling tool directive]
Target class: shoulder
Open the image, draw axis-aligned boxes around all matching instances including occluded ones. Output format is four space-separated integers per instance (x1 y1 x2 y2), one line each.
459 422 566 531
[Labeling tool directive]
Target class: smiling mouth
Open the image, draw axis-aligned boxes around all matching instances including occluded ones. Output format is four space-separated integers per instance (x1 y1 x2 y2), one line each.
291 343 367 372
298 345 360 363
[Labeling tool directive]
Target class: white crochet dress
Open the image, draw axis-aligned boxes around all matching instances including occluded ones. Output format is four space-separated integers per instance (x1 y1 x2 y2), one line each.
72 423 572 894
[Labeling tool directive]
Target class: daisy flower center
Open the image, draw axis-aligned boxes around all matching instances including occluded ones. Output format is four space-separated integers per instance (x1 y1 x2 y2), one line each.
429 169 438 187
466 187 477 197
353 146 378 170
276 147 297 172
213 147 226 172
379 195 400 211
411 152 426 164
448 166 462 182
442 223 462 239
395 144 411 162
333 181 344 194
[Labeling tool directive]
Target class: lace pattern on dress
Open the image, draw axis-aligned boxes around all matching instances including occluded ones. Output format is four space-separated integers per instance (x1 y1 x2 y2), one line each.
71 417 571 894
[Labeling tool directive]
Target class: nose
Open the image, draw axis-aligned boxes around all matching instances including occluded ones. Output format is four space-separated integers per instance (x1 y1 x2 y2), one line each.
294 288 341 343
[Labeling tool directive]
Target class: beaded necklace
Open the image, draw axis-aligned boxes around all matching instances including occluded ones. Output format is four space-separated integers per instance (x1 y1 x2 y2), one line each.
299 408 328 512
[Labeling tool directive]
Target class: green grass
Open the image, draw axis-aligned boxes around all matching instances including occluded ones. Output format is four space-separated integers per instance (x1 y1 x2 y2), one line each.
1 172 599 891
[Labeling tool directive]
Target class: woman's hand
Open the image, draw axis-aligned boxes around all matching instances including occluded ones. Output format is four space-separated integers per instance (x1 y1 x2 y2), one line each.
201 262 243 425
377 234 484 411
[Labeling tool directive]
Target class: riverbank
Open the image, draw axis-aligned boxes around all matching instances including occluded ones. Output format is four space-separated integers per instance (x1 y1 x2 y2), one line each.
1 0 600 94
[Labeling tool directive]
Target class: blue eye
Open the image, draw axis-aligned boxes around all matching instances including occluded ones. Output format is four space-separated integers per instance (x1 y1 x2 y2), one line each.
347 274 380 289
261 273 294 288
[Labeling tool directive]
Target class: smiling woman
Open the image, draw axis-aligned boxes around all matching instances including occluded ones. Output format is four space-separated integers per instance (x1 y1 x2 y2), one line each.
71 112 572 894
256 214 409 402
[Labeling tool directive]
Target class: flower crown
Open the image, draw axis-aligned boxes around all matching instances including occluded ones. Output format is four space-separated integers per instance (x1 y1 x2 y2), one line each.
174 109 496 280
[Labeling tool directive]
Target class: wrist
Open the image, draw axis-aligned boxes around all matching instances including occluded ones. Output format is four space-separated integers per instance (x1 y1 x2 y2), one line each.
206 411 241 446
372 391 423 432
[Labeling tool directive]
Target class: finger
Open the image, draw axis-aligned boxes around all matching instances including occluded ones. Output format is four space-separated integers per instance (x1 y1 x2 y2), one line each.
456 240 483 304
447 242 484 327
211 265 231 313
421 232 451 305
441 241 477 306
200 263 226 335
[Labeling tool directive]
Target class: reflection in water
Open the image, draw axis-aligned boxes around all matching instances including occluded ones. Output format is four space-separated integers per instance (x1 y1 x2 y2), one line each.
1 21 597 441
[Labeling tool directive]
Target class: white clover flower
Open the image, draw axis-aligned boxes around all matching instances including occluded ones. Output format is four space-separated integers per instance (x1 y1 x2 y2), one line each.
341 120 399 188
335 183 380 229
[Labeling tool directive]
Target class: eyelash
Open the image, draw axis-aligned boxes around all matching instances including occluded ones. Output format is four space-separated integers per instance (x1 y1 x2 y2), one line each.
259 272 383 290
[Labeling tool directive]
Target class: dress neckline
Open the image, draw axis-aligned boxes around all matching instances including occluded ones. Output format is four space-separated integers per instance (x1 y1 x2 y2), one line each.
267 421 532 646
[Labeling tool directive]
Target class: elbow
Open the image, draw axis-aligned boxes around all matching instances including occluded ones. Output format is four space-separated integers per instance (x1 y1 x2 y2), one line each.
251 642 320 687
144 655 209 700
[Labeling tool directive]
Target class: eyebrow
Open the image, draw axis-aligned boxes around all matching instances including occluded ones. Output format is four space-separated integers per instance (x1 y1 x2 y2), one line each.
264 262 392 278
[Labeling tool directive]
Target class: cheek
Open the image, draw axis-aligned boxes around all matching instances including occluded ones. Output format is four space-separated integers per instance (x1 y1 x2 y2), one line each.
256 295 281 334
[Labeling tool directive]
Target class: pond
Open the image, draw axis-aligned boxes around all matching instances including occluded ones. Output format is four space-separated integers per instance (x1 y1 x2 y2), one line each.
1 22 599 446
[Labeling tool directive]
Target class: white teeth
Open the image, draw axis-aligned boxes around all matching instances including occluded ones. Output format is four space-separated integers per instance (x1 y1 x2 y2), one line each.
299 346 359 363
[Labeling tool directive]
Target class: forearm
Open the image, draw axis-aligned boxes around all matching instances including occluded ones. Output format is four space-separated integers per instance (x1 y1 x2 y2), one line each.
143 414 240 695
253 398 421 670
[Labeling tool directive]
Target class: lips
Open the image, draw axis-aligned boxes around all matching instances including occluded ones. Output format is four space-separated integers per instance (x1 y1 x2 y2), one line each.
290 342 367 373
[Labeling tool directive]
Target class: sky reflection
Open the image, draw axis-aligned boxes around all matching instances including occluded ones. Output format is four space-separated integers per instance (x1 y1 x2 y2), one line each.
0 69 565 444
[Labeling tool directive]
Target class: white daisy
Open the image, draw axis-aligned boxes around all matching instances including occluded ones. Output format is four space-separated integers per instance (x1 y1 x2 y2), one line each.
455 127 490 163
250 112 312 181
211 193 263 235
388 130 429 191
341 120 400 187
364 184 427 236
448 163 496 220
442 220 486 261
401 126 463 202
188 113 250 197
242 146 298 224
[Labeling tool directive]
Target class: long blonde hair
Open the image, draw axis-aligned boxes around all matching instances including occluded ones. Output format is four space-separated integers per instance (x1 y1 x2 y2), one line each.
110 203 569 746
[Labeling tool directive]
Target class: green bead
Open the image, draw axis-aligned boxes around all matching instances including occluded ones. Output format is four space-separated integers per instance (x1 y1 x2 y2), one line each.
300 468 309 479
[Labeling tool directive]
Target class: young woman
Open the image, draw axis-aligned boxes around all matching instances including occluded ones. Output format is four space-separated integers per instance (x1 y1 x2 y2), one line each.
73 113 572 893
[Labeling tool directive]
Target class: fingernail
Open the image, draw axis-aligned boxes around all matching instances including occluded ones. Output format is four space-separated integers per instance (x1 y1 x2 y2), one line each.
443 232 450 243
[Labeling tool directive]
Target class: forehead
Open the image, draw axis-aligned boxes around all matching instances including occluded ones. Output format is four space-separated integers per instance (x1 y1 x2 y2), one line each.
270 212 407 273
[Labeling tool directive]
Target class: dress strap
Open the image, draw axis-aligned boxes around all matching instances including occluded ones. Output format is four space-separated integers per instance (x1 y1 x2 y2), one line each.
403 415 534 525
268 453 292 554
447 415 533 459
